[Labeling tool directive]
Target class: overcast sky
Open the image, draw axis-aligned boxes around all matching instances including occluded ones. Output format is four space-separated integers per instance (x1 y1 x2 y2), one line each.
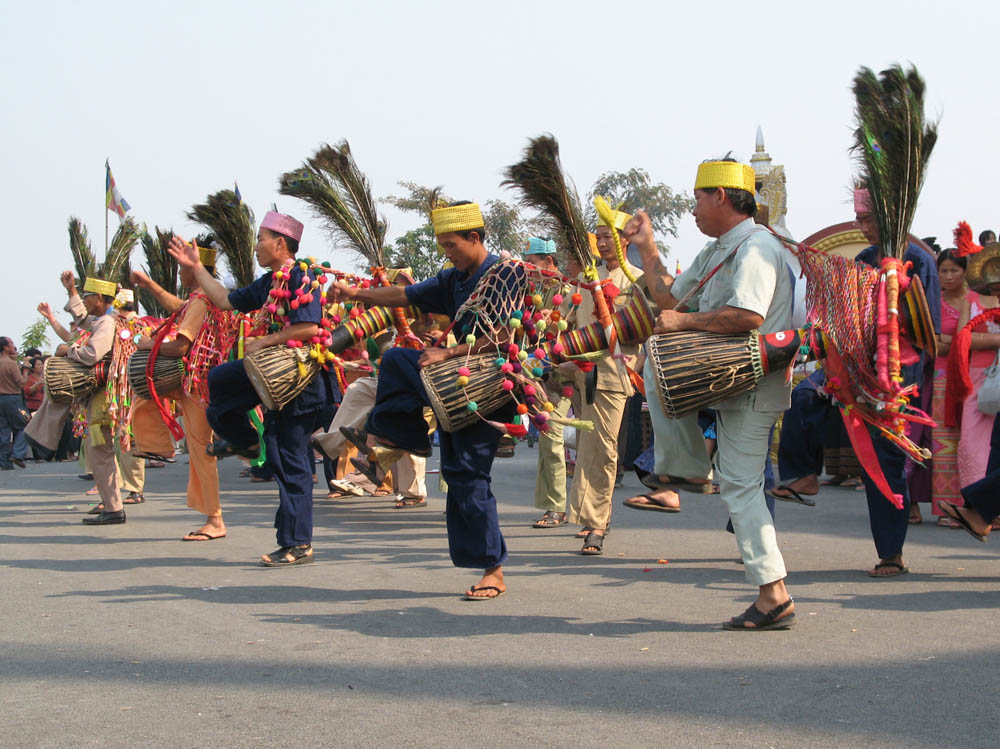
2 0 994 346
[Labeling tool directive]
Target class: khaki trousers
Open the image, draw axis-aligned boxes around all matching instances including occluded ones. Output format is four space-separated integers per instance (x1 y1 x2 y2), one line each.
568 387 628 530
534 396 571 512
88 425 122 512
115 442 145 493
316 377 427 498
132 393 221 517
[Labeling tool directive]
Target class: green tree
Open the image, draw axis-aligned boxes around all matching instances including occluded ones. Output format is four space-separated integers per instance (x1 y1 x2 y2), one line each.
21 319 50 355
586 168 693 254
383 224 443 281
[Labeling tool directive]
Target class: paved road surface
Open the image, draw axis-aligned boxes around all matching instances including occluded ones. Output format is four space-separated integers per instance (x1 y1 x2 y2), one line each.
1 450 998 748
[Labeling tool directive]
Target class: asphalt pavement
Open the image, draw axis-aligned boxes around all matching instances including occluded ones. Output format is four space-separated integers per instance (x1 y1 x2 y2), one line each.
1 448 998 748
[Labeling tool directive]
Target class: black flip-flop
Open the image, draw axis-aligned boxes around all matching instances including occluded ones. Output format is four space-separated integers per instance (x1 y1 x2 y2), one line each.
623 494 681 513
867 560 910 578
464 585 505 601
350 456 382 486
939 502 988 543
182 530 226 541
132 451 176 464
770 486 817 507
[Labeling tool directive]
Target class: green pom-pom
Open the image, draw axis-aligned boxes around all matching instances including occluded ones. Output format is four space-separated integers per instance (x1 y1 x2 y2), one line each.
467 401 478 412
495 358 506 367
532 367 543 377
512 310 524 319
322 261 331 268
465 334 476 344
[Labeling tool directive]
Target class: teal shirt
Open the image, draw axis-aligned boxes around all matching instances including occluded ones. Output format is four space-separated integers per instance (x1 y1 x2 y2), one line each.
671 218 794 412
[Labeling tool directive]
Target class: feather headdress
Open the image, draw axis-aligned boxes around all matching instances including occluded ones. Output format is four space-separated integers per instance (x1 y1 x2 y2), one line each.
279 140 387 267
851 64 938 260
501 135 594 276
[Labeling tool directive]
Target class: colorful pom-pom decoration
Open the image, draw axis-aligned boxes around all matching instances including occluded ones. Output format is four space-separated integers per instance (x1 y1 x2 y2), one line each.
456 375 469 387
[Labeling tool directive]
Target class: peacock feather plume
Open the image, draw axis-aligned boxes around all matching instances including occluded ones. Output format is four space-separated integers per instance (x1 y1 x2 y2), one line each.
101 215 141 284
67 217 96 286
851 64 938 259
278 140 387 267
501 134 594 273
187 189 257 288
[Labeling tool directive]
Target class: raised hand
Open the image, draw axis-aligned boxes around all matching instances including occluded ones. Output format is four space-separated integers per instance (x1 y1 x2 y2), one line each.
60 270 76 291
37 302 54 319
623 210 656 257
167 235 200 268
131 269 152 288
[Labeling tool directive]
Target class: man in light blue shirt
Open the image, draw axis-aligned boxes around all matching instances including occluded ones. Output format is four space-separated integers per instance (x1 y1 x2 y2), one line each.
626 158 795 631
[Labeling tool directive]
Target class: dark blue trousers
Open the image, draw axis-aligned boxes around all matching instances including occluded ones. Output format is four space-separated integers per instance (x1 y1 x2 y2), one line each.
207 360 315 547
368 347 510 569
961 467 1000 523
0 394 27 469
777 371 832 481
987 415 1000 476
778 368 910 559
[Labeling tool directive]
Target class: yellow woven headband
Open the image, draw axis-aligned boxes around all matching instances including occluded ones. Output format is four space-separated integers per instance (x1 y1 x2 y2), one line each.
83 278 117 297
198 246 217 267
431 204 485 236
594 196 632 231
694 161 756 193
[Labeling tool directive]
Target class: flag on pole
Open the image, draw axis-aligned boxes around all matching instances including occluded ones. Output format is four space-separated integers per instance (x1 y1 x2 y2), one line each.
675 260 683 275
234 180 242 204
105 161 131 219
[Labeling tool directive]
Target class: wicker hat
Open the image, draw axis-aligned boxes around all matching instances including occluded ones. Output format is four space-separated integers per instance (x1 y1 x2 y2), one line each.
694 161 756 193
431 203 484 236
83 277 117 297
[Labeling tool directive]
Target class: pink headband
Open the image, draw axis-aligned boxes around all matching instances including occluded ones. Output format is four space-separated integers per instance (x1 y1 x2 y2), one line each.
261 211 304 243
853 188 873 214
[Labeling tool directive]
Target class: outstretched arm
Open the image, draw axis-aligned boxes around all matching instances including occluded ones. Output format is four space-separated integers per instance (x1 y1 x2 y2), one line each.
328 281 409 308
131 269 185 314
38 302 72 342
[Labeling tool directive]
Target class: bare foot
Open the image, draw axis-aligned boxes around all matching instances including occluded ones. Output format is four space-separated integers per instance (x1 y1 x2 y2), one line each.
183 516 227 541
623 489 681 511
465 565 505 599
868 555 908 576
945 504 992 536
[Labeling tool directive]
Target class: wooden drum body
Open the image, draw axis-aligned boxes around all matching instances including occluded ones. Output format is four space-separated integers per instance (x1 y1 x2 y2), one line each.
44 357 102 404
244 346 321 411
648 329 807 419
128 351 186 400
420 354 511 432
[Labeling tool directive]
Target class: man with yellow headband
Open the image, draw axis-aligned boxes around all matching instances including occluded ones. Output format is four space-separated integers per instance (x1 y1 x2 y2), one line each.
567 209 643 555
625 157 796 630
329 200 517 600
27 271 126 525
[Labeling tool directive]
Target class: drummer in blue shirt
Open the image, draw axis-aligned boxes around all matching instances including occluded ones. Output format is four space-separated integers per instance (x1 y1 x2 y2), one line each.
329 201 516 600
169 211 335 567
